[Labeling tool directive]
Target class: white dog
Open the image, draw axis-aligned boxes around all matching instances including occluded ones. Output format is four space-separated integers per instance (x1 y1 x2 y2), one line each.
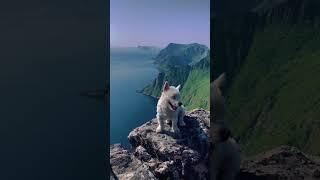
156 81 186 133
210 73 240 180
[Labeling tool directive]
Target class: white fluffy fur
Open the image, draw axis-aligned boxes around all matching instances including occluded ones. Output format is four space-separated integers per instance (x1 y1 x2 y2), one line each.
156 82 185 133
210 138 240 180
211 73 241 180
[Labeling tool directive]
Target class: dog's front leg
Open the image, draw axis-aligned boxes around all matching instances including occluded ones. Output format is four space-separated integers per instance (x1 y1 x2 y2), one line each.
156 115 165 133
171 117 180 133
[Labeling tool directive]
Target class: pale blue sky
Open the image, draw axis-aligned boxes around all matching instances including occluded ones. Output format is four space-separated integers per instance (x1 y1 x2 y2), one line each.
110 0 210 48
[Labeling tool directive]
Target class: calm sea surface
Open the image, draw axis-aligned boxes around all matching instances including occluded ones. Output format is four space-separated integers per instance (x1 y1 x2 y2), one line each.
110 48 158 147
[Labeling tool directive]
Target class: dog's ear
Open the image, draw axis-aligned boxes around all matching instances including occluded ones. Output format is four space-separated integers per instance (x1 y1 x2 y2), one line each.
176 85 181 91
213 73 226 89
163 81 170 91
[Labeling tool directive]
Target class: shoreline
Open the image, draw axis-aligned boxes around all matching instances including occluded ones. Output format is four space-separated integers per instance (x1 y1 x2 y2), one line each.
110 90 159 150
136 89 159 100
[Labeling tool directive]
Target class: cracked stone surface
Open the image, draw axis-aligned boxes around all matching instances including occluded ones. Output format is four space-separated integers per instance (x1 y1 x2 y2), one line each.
110 109 320 180
111 109 210 180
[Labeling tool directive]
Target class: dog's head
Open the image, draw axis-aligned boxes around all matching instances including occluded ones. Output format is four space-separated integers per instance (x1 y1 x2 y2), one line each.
161 81 183 111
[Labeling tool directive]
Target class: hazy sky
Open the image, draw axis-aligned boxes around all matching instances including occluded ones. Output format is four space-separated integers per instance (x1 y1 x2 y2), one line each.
110 0 210 48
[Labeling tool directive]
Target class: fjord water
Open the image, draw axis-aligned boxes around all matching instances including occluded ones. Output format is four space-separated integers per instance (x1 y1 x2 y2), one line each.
110 47 158 147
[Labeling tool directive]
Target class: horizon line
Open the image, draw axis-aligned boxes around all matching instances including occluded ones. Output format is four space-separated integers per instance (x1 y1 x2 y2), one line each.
110 42 210 49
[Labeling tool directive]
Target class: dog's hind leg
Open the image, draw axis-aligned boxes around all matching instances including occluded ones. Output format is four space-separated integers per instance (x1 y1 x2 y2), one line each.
171 117 180 133
156 115 165 133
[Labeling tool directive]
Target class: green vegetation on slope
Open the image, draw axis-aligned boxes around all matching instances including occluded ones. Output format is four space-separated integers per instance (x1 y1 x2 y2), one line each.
142 58 210 111
142 43 210 111
141 66 190 98
181 69 210 110
227 23 320 156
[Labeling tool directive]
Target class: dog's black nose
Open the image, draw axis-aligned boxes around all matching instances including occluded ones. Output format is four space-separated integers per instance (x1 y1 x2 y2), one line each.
178 102 183 106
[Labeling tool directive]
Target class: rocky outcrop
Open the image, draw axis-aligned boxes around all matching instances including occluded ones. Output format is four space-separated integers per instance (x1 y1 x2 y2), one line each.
110 109 210 180
110 109 320 180
110 144 157 180
238 146 320 180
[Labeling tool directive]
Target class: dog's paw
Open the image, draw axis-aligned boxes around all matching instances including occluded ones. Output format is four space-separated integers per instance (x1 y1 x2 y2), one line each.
156 126 163 133
171 128 180 134
179 120 186 126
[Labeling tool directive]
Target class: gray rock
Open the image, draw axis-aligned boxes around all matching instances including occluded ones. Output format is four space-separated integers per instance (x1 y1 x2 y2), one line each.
134 145 152 162
110 144 157 180
238 145 320 180
128 109 210 179
111 109 210 180
110 110 320 180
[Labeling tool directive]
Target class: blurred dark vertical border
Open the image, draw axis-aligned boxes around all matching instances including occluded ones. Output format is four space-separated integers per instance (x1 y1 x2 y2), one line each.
105 0 111 179
0 0 108 179
210 2 214 180
210 0 214 83
105 0 110 179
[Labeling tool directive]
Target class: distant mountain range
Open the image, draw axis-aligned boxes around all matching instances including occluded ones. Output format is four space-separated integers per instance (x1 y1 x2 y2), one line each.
137 45 157 49
141 43 210 110
137 45 160 52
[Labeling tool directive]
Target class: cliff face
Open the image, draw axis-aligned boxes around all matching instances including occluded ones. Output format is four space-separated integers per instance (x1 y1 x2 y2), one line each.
212 0 320 81
213 0 320 155
110 109 210 180
142 43 210 110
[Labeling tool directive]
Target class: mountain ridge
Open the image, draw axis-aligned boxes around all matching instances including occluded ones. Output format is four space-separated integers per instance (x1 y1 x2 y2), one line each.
141 43 210 110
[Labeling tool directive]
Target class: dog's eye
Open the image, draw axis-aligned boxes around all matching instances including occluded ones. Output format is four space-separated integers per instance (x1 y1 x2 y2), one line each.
172 95 176 99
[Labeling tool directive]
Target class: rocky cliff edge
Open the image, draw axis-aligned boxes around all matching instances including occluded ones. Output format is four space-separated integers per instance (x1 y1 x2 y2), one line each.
110 109 320 180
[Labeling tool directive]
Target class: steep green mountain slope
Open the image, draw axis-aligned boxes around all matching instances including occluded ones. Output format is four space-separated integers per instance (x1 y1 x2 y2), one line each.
142 43 210 110
228 24 320 156
181 55 210 110
213 0 320 156
142 66 191 98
